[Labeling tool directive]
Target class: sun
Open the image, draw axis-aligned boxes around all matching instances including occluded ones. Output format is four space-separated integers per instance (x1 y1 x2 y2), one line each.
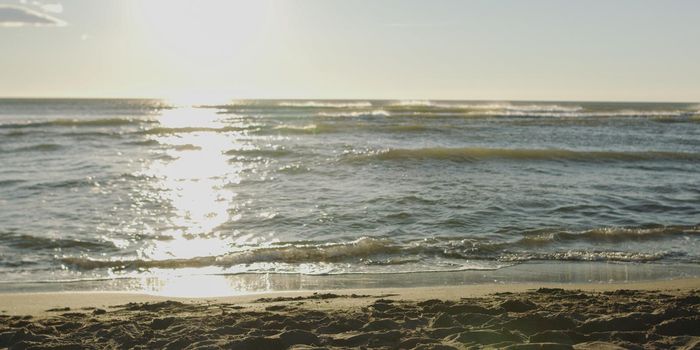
133 0 277 104
135 0 272 50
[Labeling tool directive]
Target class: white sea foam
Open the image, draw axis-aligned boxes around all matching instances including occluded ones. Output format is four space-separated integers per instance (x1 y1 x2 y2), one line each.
278 101 373 108
2 99 700 286
56 225 697 273
317 109 391 117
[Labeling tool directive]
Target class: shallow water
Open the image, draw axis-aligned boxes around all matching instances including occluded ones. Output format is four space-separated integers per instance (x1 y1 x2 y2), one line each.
0 99 699 290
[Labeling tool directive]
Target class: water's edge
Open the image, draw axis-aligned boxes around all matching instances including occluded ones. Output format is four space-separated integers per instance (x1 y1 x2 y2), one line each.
1 261 697 297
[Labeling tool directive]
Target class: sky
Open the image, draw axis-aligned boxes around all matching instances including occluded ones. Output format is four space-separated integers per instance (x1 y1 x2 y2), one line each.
1 0 699 103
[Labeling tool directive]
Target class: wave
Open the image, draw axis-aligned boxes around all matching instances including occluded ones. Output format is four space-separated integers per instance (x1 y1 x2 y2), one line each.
376 101 699 118
276 101 373 108
124 139 160 146
138 126 251 135
318 110 391 117
58 244 668 272
0 118 155 129
494 250 669 263
224 148 293 158
15 173 147 191
58 225 697 271
357 147 700 163
2 143 64 153
390 100 436 107
387 101 584 113
381 124 435 133
386 100 505 109
261 123 437 135
61 237 398 270
487 109 697 118
20 178 95 190
265 124 337 134
0 232 116 251
525 226 700 246
172 144 202 151
183 101 700 120
277 164 310 174
0 179 26 187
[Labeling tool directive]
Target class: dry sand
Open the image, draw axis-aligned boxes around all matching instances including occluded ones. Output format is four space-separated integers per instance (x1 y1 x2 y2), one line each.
1 278 699 349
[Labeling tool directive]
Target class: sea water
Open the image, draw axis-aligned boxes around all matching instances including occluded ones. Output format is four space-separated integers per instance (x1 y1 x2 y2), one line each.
1 99 698 293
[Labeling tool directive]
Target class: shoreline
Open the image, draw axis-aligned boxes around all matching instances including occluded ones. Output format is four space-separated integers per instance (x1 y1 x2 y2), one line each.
2 261 698 296
2 277 699 316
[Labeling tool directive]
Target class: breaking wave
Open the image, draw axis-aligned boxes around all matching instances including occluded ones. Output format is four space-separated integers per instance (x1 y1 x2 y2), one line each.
384 101 699 118
58 225 697 272
205 100 699 119
277 101 373 108
266 124 337 134
519 225 700 245
318 110 391 117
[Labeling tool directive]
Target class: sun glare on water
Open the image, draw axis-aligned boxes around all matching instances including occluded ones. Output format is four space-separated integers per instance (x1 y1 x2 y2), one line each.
134 107 242 267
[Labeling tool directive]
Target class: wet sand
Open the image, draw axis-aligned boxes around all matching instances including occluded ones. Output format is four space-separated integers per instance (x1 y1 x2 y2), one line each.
1 279 699 349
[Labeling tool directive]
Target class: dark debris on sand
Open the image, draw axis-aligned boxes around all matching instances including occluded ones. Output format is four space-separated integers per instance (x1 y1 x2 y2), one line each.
1 289 699 349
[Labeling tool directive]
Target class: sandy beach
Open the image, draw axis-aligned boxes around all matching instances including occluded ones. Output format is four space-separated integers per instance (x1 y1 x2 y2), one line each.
3 0 700 348
1 278 699 349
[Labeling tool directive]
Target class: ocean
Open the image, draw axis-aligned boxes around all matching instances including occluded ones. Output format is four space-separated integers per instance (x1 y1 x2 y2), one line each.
1 99 699 294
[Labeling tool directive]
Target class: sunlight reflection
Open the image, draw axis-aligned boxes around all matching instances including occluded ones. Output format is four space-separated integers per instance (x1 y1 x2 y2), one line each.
156 106 224 129
135 107 242 262
135 273 274 298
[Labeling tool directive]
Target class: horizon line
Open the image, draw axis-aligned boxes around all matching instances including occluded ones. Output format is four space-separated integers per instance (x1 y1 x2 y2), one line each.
0 96 698 104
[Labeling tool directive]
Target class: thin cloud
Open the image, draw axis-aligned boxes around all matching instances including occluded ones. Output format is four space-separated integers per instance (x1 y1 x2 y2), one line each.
0 4 66 27
21 0 64 14
384 22 457 29
39 3 63 14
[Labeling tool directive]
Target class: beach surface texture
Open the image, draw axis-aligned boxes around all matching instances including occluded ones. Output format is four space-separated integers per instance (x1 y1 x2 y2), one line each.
1 279 699 349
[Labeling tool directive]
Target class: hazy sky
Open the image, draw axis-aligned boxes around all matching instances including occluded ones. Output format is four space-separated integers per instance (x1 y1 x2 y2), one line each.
1 0 699 102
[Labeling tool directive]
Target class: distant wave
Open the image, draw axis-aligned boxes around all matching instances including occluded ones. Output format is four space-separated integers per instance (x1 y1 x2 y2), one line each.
224 148 293 158
196 100 699 119
259 122 438 135
2 143 64 153
318 109 391 117
15 173 149 191
19 178 96 191
486 109 698 118
200 100 373 109
0 118 155 129
172 144 202 151
391 100 435 107
356 147 700 163
277 101 373 108
123 139 160 146
387 101 583 112
385 101 699 118
0 232 116 251
0 179 26 187
266 124 335 134
138 126 252 135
